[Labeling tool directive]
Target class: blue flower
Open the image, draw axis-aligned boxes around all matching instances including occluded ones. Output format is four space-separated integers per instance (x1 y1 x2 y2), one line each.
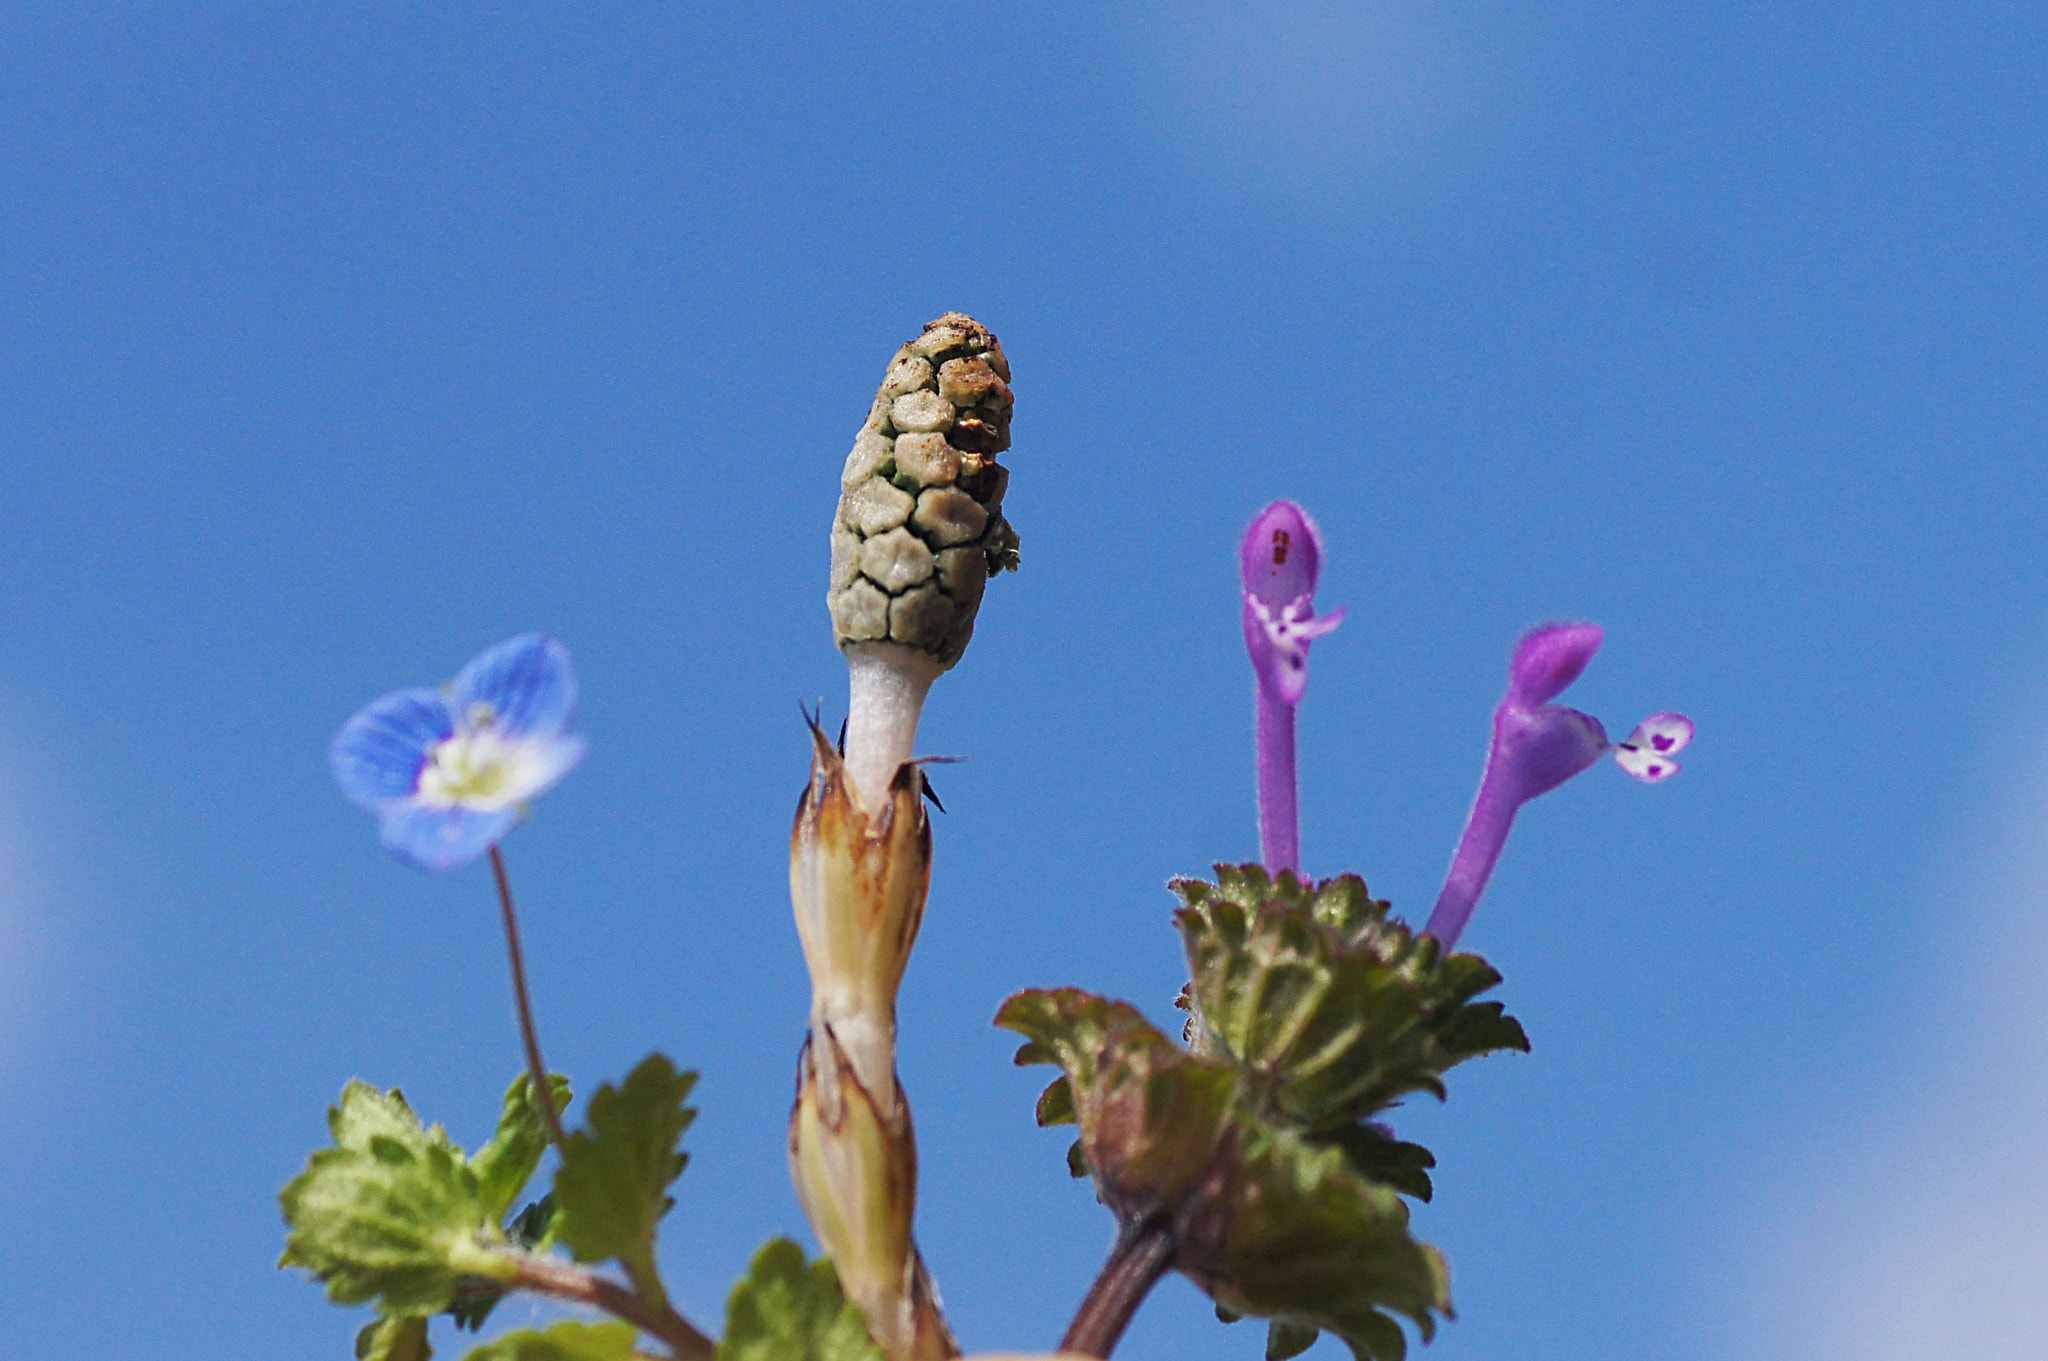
329 633 588 871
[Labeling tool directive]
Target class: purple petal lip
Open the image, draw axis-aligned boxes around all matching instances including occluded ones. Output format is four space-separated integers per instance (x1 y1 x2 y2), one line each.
1508 622 1604 706
1491 702 1611 804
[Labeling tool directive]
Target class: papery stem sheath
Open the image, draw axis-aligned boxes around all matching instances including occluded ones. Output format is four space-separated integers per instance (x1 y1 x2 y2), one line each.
490 845 566 1149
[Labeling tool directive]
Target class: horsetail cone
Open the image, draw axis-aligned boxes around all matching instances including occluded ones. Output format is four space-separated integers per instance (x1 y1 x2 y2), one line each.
830 311 1020 663
830 312 1019 811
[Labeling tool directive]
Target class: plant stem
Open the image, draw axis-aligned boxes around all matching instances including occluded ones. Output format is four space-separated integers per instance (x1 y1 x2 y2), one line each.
843 642 939 813
508 1254 716 1360
1059 1217 1177 1359
490 844 566 1149
1253 686 1299 874
1421 759 1517 952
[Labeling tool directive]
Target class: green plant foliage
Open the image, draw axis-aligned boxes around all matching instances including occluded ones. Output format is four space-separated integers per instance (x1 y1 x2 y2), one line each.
1265 1320 1319 1361
358 1317 433 1361
1309 1125 1437 1203
997 989 1239 1217
1183 1121 1450 1361
1174 865 1527 1132
280 1082 508 1317
551 1054 697 1304
506 1194 559 1251
716 1238 885 1361
448 1191 565 1334
472 1075 573 1219
461 1321 641 1361
999 865 1526 1361
1001 987 1450 1361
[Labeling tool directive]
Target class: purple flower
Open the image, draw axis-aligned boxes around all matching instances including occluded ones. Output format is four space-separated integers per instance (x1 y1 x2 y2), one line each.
1422 622 1691 950
329 634 587 872
1241 500 1345 874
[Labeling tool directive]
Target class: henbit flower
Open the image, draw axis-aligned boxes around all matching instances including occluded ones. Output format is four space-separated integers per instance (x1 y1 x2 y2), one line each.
329 633 587 872
1241 500 1345 874
1422 622 1692 950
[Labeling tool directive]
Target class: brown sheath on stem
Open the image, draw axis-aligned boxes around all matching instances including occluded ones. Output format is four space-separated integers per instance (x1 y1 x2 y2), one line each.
789 724 957 1361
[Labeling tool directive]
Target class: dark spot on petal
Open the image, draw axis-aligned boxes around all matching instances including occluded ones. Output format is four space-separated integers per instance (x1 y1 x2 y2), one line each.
1272 528 1290 565
1652 735 1674 751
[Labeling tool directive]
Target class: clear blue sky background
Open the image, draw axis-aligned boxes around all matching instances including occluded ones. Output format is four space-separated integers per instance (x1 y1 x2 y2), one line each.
1 3 2044 1358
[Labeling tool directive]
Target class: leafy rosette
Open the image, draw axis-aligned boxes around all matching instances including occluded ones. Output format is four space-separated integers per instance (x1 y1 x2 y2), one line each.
998 866 1528 1361
1174 865 1527 1153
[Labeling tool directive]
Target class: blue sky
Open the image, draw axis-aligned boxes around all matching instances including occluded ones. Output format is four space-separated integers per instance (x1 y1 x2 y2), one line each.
0 3 2044 1358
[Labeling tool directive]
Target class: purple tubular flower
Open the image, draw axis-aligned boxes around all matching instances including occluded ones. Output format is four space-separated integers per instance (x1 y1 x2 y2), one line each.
329 633 588 872
1422 622 1692 950
1241 500 1345 874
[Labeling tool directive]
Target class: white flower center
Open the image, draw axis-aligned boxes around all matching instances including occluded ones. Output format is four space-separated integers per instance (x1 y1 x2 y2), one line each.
417 726 532 810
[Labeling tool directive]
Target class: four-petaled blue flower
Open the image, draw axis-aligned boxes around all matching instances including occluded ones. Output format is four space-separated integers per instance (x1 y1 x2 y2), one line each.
329 633 588 872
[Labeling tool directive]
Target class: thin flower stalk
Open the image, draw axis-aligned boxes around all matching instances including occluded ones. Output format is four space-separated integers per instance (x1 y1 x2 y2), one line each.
1240 501 1343 874
1424 623 1692 950
329 633 588 1143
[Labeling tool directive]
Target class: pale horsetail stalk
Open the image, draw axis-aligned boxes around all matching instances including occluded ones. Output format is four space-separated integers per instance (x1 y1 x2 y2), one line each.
794 313 1020 1361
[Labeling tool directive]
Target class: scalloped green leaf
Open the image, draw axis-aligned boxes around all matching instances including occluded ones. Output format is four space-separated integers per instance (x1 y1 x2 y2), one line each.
358 1317 433 1361
1310 1125 1437 1203
461 1321 640 1361
716 1237 884 1361
552 1054 696 1302
997 988 1238 1214
279 1084 503 1317
1181 1119 1449 1361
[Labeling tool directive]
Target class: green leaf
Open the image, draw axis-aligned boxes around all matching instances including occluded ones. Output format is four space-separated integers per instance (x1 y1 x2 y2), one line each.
328 1082 456 1155
507 1194 559 1250
1311 1125 1437 1203
1181 1119 1449 1361
1173 866 1528 1133
358 1317 433 1361
446 1194 560 1333
1266 1320 1319 1360
445 1283 502 1334
280 1083 506 1317
716 1237 885 1361
461 1320 641 1361
473 1074 573 1219
997 988 1239 1216
552 1054 697 1299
